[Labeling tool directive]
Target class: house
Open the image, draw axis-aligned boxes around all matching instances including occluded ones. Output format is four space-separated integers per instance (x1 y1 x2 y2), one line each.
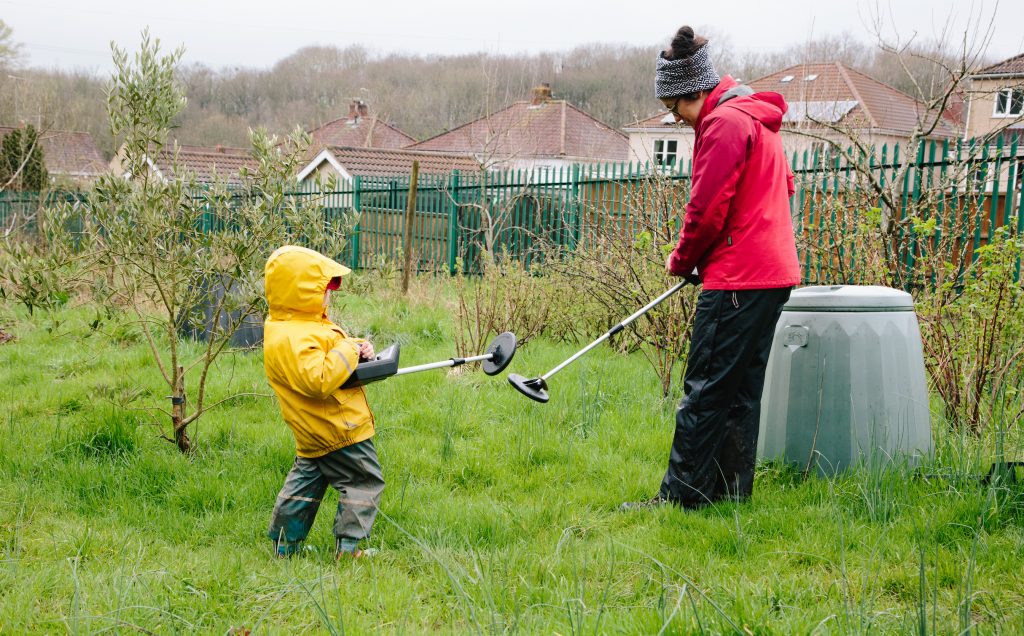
624 62 960 169
964 53 1024 143
964 53 1024 202
622 111 691 171
409 84 629 172
0 125 107 185
297 146 482 187
111 144 257 185
307 100 416 153
750 62 958 155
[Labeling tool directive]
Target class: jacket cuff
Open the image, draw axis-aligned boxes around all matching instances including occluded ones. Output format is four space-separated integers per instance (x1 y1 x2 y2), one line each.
667 249 691 276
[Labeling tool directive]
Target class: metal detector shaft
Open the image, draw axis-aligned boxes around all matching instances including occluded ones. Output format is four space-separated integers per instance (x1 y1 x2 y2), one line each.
396 353 494 376
539 280 689 382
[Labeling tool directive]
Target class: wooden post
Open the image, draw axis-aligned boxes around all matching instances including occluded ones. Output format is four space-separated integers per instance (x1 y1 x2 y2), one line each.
402 161 420 294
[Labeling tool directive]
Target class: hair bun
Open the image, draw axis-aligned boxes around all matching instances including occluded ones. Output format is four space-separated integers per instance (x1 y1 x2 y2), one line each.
666 25 707 60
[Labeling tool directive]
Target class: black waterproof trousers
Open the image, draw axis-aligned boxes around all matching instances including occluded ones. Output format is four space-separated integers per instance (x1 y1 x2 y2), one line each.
268 439 384 555
659 287 791 507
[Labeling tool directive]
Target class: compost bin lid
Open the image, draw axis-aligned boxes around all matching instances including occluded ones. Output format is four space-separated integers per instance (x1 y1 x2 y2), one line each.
782 285 914 312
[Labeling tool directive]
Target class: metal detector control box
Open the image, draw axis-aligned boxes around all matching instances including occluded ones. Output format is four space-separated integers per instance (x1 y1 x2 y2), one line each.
340 343 400 389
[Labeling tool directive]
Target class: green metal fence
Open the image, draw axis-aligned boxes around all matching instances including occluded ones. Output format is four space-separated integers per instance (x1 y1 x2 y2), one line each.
3 136 1022 286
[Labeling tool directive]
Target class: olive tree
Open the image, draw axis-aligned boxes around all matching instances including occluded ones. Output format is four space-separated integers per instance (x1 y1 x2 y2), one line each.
68 31 350 452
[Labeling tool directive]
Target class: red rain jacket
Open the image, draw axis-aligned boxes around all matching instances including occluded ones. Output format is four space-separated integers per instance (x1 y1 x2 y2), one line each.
667 76 801 290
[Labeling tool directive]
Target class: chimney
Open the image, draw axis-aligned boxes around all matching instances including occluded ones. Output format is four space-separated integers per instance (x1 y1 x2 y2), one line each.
348 100 359 122
357 100 369 118
531 83 553 106
215 144 224 153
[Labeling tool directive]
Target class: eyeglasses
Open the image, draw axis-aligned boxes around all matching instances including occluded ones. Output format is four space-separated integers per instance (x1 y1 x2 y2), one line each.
664 92 702 119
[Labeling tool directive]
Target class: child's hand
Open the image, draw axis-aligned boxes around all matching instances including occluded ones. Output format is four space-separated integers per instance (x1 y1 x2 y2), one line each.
358 342 375 361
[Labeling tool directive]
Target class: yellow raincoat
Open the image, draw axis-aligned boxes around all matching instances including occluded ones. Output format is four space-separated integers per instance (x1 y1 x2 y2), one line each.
263 245 374 458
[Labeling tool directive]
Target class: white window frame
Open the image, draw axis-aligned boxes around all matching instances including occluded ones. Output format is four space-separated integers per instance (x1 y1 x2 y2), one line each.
992 87 1024 118
653 139 678 167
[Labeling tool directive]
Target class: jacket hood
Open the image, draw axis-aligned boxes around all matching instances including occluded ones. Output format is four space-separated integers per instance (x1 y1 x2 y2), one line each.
695 76 788 134
721 91 788 133
265 245 351 319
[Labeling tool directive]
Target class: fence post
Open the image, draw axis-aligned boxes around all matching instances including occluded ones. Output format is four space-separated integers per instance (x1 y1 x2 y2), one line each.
351 176 361 270
401 161 420 294
447 170 460 275
569 163 581 251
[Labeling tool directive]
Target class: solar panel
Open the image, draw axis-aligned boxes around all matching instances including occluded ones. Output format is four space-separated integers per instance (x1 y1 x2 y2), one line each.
783 101 858 123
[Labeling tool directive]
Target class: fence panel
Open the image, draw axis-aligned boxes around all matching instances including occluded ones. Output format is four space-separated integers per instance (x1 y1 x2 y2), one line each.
5 137 1022 288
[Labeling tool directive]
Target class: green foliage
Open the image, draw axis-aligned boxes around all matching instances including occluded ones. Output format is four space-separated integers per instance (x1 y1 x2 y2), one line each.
919 225 1024 432
0 193 81 316
0 124 48 191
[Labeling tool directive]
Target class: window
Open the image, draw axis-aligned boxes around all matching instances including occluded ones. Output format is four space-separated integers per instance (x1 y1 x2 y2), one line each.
994 88 1024 117
780 75 795 83
654 139 678 166
804 74 819 81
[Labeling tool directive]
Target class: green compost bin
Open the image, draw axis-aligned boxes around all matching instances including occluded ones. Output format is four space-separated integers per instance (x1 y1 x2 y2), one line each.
757 285 933 474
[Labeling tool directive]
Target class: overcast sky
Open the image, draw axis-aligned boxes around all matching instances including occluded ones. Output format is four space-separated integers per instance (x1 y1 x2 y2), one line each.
3 0 1022 74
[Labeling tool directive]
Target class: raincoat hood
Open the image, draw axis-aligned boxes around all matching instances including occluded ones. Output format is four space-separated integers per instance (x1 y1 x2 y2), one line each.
265 245 351 319
695 76 788 135
722 91 787 133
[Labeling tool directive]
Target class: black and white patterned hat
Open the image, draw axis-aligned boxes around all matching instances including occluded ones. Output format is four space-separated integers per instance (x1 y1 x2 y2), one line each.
655 44 720 99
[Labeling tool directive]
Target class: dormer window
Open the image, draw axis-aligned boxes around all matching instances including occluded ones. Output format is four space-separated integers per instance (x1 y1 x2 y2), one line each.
780 75 794 83
994 88 1023 117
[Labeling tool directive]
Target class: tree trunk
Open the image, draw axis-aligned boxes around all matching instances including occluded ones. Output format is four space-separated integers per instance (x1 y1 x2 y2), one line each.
171 365 191 453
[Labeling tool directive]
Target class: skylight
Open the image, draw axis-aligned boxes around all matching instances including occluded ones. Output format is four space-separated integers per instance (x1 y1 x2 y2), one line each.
780 75 795 83
805 74 819 81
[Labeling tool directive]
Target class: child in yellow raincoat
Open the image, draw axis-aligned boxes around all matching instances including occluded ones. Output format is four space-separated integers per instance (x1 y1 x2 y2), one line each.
263 245 384 558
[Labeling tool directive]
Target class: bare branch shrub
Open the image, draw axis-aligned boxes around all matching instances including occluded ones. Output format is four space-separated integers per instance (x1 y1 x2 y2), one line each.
539 171 699 397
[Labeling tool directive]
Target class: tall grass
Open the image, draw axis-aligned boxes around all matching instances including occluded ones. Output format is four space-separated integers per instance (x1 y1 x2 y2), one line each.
0 280 1022 633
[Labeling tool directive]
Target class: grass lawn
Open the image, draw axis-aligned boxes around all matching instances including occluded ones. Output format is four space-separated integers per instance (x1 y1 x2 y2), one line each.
1 281 1022 634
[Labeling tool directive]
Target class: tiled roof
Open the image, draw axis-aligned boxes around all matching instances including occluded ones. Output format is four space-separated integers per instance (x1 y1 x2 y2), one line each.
0 126 107 177
974 53 1024 77
151 144 257 184
409 99 629 162
748 62 958 138
309 116 416 151
323 146 481 178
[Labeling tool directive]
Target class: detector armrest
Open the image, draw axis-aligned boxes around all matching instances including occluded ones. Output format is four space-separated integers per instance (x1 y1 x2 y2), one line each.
340 343 400 388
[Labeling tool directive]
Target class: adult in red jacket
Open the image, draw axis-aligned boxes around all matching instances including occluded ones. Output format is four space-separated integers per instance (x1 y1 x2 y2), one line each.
623 26 799 510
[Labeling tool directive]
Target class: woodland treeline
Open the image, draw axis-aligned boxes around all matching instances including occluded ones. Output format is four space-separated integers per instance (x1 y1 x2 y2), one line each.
0 23 978 159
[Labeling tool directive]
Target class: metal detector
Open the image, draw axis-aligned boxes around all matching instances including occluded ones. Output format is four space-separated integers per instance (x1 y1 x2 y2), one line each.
508 281 690 403
342 331 517 389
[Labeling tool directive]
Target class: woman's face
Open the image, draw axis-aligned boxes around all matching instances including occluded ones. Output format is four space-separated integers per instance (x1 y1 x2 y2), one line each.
662 93 706 128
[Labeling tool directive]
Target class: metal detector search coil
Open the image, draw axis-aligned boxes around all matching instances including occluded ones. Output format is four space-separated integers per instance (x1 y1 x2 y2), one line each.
342 331 517 389
508 280 690 403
